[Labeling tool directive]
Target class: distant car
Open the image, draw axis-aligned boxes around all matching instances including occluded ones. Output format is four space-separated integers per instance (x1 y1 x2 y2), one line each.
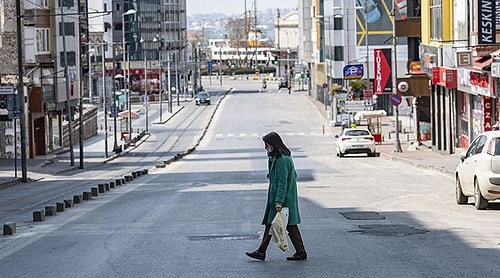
335 128 377 157
195 91 210 105
278 79 289 89
357 0 381 23
455 131 500 210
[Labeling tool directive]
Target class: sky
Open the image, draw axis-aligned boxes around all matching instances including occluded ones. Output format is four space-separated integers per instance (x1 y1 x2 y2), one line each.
186 0 298 16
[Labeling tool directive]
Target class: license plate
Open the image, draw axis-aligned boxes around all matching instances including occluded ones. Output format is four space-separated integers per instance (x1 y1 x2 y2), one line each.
352 145 363 148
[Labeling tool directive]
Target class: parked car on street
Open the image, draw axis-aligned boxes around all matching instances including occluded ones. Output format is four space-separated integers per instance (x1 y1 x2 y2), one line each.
335 128 377 157
195 91 210 105
455 131 500 209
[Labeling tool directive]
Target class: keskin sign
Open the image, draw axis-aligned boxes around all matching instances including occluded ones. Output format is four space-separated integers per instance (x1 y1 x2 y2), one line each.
478 0 496 44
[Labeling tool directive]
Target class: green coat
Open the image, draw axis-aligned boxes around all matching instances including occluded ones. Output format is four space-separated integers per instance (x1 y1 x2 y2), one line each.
261 154 301 226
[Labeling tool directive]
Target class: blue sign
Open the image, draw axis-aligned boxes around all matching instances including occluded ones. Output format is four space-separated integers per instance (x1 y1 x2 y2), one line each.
390 94 402 106
343 64 364 80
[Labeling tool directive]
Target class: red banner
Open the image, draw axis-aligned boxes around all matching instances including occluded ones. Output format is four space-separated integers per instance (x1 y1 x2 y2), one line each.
374 48 392 95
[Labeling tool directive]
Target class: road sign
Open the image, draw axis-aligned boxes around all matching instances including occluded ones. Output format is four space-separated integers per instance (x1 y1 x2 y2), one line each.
344 100 373 112
322 83 328 89
390 94 402 106
343 64 364 80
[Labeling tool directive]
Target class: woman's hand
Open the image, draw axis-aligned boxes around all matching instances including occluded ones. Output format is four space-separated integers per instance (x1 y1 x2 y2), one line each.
275 204 282 212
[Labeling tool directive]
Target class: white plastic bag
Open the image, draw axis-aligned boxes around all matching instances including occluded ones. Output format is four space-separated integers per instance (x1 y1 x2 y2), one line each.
270 207 289 251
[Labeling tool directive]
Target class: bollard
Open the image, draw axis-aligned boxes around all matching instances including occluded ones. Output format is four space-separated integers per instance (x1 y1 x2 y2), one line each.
33 210 45 222
143 169 148 175
3 222 16 235
104 183 110 191
131 172 137 179
109 181 115 189
64 199 73 208
98 184 105 193
73 195 83 204
115 179 122 186
91 187 99 197
83 191 92 200
136 171 142 177
56 202 65 212
45 206 56 216
125 175 132 182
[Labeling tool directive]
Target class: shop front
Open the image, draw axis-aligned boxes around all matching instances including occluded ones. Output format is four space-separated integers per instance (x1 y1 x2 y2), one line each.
457 67 495 149
431 66 458 154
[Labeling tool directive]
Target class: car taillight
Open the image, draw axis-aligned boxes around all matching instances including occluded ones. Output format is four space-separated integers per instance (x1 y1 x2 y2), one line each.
364 137 374 140
342 138 352 141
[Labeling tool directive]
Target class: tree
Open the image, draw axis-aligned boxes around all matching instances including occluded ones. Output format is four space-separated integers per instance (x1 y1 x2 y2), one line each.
225 17 248 67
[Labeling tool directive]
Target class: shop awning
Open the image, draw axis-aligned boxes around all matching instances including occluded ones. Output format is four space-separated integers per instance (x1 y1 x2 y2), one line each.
354 110 387 121
473 56 492 70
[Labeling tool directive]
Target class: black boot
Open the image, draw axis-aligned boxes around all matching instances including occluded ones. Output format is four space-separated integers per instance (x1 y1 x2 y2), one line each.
246 234 272 261
286 225 307 261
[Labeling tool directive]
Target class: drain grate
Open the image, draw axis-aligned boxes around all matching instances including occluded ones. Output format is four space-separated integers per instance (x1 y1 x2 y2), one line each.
340 211 386 220
349 224 429 237
187 234 260 241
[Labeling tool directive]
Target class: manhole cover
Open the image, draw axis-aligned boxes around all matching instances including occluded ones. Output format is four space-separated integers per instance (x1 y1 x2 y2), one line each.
349 224 429 237
187 234 260 241
340 211 386 220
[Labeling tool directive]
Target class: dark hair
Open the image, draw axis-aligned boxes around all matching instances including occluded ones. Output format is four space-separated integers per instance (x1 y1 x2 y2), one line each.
262 132 291 157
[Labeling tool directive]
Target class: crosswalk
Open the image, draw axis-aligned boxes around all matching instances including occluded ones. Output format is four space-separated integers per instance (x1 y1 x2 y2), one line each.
214 131 334 138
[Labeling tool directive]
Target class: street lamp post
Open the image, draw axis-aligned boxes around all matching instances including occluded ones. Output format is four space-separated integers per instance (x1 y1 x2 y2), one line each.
88 48 94 100
122 9 136 145
141 38 149 133
102 44 108 158
219 47 223 87
153 36 163 122
364 0 370 89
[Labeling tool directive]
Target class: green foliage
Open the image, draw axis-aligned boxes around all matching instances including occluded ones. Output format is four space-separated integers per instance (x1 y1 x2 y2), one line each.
349 79 367 92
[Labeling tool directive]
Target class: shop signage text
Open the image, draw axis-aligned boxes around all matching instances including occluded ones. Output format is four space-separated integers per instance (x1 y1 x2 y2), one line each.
374 48 392 95
484 97 493 131
478 0 496 44
457 68 493 96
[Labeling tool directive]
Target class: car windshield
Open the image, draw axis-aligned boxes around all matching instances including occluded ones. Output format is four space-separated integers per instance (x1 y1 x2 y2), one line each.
345 130 370 136
197 92 208 98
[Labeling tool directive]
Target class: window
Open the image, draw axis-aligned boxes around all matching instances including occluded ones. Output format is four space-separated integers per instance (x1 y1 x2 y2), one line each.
333 17 343 30
38 0 49 8
58 0 74 8
430 0 442 40
334 46 344 61
59 22 75 37
36 28 50 54
60 51 76 67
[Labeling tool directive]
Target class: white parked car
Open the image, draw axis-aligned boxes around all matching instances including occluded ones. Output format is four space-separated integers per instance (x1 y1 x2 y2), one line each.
455 131 500 209
335 128 377 157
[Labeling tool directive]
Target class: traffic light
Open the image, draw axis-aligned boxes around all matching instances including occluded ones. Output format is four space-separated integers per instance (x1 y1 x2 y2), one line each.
306 70 310 81
180 74 185 82
273 56 279 65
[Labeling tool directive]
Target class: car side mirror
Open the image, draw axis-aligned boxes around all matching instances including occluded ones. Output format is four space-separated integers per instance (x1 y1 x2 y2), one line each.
459 151 466 162
335 135 339 138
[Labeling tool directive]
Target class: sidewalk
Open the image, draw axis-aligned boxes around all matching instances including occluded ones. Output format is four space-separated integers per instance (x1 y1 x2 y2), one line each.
311 96 462 177
0 101 187 189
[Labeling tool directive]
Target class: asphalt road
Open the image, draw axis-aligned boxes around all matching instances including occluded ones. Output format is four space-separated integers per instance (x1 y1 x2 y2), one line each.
1 79 500 277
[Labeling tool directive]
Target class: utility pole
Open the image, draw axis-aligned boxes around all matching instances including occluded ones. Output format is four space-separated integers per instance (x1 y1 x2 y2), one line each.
15 0 27 182
392 1 402 153
61 5 75 166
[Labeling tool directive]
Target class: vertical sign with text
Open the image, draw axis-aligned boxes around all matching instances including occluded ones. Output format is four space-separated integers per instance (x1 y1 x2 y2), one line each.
373 48 392 95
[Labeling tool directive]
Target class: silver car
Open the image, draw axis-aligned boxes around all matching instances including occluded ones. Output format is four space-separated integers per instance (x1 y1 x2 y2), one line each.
455 131 500 210
335 128 377 157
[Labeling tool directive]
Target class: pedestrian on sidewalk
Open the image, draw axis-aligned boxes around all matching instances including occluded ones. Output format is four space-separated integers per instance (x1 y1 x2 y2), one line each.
246 131 307 261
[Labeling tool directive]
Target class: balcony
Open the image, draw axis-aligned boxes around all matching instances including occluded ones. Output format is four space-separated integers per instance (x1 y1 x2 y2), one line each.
395 18 421 38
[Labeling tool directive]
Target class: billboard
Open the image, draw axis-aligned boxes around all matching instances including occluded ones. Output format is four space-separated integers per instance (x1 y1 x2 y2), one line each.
478 0 496 44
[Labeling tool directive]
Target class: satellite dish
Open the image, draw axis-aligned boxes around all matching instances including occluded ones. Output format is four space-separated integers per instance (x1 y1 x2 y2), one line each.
397 81 409 93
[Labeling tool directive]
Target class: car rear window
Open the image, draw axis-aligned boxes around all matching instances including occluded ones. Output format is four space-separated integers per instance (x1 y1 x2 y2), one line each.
345 130 370 136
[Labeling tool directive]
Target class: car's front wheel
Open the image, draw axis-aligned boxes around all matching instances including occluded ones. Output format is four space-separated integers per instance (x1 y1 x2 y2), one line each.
474 178 488 210
455 177 468 205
